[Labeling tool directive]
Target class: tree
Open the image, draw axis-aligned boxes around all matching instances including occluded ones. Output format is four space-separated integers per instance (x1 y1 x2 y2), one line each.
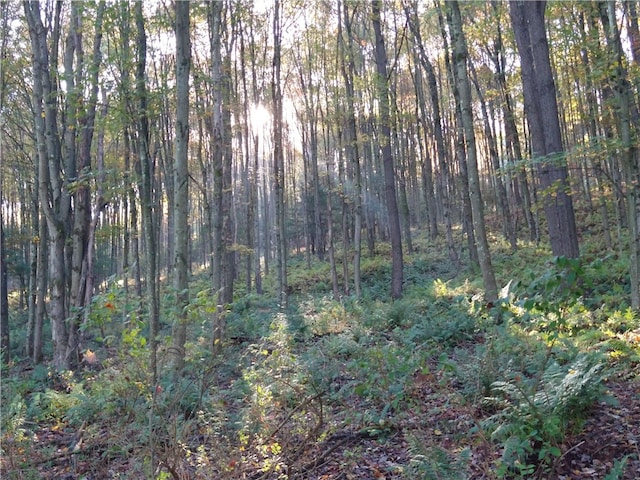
338 0 364 297
170 0 191 375
272 0 288 307
486 1 537 243
134 1 160 384
372 0 403 300
447 0 497 303
1 219 9 363
209 0 236 350
403 0 459 265
23 0 107 370
24 1 69 370
509 0 580 259
66 1 106 366
1 2 10 363
597 1 640 308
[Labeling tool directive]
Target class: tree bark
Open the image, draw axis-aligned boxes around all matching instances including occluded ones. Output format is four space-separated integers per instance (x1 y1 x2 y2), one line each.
447 1 498 302
209 0 236 350
170 0 190 375
339 0 363 297
272 0 288 307
404 1 458 264
598 1 640 308
24 0 70 370
509 0 580 259
66 1 105 367
487 2 538 243
372 0 403 300
1 219 9 363
469 60 516 250
134 1 159 384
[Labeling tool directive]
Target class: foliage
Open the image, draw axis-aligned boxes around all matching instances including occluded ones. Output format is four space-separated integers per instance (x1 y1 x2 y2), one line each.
4 230 640 478
483 352 607 477
0 392 33 475
405 433 470 480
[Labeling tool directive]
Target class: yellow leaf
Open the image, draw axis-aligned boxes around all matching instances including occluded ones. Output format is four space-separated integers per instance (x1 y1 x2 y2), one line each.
83 349 98 364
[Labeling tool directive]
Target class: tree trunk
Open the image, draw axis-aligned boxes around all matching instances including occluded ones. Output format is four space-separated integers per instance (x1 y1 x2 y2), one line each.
447 0 498 303
598 1 640 308
412 61 438 239
33 212 47 363
339 0 363 297
66 1 105 367
405 2 458 264
440 5 477 267
469 60 516 250
24 1 70 370
272 0 288 307
170 0 190 375
509 0 580 259
1 219 9 364
26 184 38 359
372 0 403 300
0 0 7 366
209 0 235 351
135 1 159 384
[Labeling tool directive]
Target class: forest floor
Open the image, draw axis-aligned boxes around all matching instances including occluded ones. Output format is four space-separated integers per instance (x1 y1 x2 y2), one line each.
9 337 640 479
3 235 640 479
18 369 640 480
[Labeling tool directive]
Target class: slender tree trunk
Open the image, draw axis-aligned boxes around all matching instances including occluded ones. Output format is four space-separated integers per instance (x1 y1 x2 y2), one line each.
405 2 458 263
599 1 640 308
393 113 414 254
67 2 105 367
1 219 9 363
80 100 108 335
440 5 477 266
209 0 234 351
338 0 363 297
238 23 253 292
272 0 288 307
372 0 403 300
0 0 6 365
26 186 38 359
327 139 340 300
209 0 224 351
221 51 235 315
411 61 438 239
447 1 497 302
24 1 70 370
32 211 47 363
159 94 175 277
135 1 159 384
469 61 516 250
170 0 190 375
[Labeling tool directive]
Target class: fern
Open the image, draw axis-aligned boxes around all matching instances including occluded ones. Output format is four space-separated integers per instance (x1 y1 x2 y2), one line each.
604 455 631 480
405 432 470 480
483 352 607 477
536 353 606 416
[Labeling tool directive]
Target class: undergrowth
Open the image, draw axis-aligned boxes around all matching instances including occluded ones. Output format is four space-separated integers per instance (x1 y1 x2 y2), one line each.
2 234 639 479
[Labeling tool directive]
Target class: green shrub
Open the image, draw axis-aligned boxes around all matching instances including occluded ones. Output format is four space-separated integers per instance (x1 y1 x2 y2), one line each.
483 351 607 477
405 433 470 480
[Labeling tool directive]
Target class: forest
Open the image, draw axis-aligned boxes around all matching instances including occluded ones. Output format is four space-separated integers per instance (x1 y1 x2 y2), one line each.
1 0 640 478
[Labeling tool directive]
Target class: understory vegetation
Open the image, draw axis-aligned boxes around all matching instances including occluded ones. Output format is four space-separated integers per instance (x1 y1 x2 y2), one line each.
2 228 640 479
